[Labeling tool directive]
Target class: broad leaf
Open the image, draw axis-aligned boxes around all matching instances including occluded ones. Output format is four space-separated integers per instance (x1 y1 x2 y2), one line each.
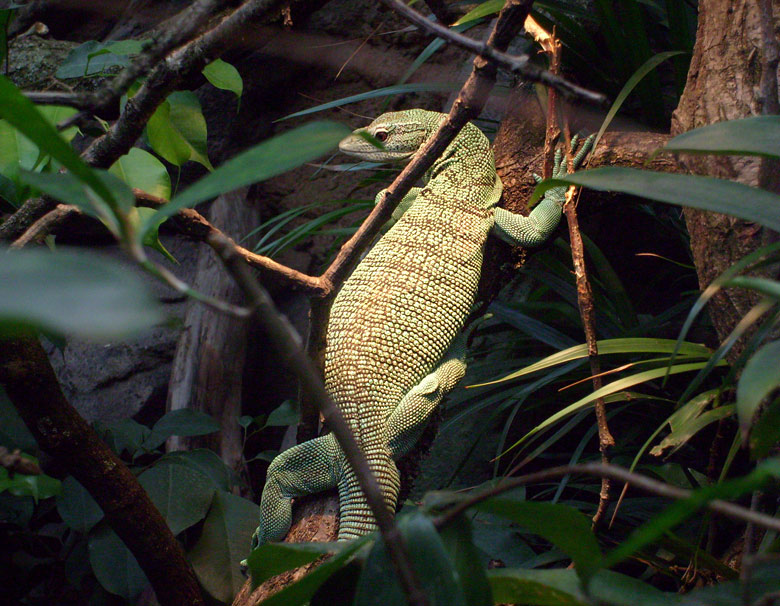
202 59 243 99
438 514 493 606
0 77 115 206
354 511 467 606
0 247 165 339
146 91 213 170
663 116 780 159
109 147 171 200
245 541 337 586
88 523 148 601
143 408 220 450
265 399 301 427
488 568 678 606
143 121 350 239
189 490 261 603
530 168 780 233
55 39 147 78
161 449 235 491
138 461 214 535
57 476 103 533
473 498 600 582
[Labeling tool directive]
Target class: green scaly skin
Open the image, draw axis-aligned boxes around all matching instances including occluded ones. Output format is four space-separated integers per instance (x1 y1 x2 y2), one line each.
250 109 593 550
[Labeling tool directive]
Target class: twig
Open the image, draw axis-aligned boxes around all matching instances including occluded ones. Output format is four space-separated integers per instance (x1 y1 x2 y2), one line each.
207 231 429 606
0 337 206 606
434 462 780 534
379 0 608 106
10 204 76 249
539 26 614 527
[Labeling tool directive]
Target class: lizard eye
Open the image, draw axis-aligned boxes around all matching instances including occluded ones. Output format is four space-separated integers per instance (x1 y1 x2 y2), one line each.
374 130 389 142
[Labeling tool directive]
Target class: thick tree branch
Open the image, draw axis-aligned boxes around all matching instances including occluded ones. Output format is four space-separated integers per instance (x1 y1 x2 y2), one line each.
207 232 429 606
379 0 607 106
0 337 205 606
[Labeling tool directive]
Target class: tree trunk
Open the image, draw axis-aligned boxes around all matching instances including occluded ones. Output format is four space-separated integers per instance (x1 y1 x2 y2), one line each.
167 188 258 473
671 0 780 353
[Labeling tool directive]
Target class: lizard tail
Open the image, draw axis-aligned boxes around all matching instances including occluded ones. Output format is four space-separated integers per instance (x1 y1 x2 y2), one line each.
336 445 400 540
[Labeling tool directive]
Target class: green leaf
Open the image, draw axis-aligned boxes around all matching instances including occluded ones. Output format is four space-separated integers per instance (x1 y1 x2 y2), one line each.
109 147 171 200
88 523 148 601
144 408 220 450
663 116 780 159
0 466 61 500
354 511 467 606
136 206 178 263
57 476 103 533
438 514 493 606
102 418 151 457
277 83 458 121
55 40 131 78
726 276 780 301
246 542 335 586
265 399 300 427
146 91 213 170
0 386 37 452
189 490 261 603
255 534 371 606
138 461 214 535
488 568 678 606
470 338 711 388
36 105 80 142
143 121 350 239
0 118 41 177
0 247 165 340
649 404 734 457
0 76 116 206
453 0 504 25
749 394 780 460
737 340 780 436
472 499 600 582
505 362 713 453
202 59 243 99
530 168 780 233
603 459 780 569
160 449 235 491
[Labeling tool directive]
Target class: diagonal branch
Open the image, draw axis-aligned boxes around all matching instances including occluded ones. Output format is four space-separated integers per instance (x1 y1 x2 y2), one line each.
379 0 607 106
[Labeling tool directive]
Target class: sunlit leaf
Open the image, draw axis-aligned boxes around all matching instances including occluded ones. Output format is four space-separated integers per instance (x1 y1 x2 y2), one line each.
0 76 116 206
202 59 243 100
470 338 711 388
146 91 213 170
109 147 171 200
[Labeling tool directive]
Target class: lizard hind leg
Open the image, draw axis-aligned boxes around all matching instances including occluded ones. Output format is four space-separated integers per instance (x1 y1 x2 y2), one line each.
251 433 342 550
336 447 400 541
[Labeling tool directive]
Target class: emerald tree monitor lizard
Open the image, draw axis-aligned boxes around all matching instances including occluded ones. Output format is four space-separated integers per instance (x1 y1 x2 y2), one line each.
250 109 593 548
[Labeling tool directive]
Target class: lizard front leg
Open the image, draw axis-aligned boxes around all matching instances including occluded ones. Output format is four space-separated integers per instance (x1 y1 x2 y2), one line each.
492 134 594 247
251 433 342 549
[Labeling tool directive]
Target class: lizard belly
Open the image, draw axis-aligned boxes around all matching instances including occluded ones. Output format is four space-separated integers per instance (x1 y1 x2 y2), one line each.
324 201 491 429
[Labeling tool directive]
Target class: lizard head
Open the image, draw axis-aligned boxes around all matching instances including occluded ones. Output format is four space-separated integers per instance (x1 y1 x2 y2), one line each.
338 110 444 162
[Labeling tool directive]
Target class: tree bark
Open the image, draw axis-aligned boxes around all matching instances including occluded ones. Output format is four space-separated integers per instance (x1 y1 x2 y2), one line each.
167 188 258 473
671 0 780 353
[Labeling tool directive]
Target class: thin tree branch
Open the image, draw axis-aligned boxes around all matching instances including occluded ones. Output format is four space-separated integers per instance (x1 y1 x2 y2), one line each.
434 462 780 534
207 231 429 606
0 337 206 606
379 0 608 106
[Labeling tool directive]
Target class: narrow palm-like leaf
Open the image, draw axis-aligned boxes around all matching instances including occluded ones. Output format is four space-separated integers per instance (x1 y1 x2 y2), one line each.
662 116 780 159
